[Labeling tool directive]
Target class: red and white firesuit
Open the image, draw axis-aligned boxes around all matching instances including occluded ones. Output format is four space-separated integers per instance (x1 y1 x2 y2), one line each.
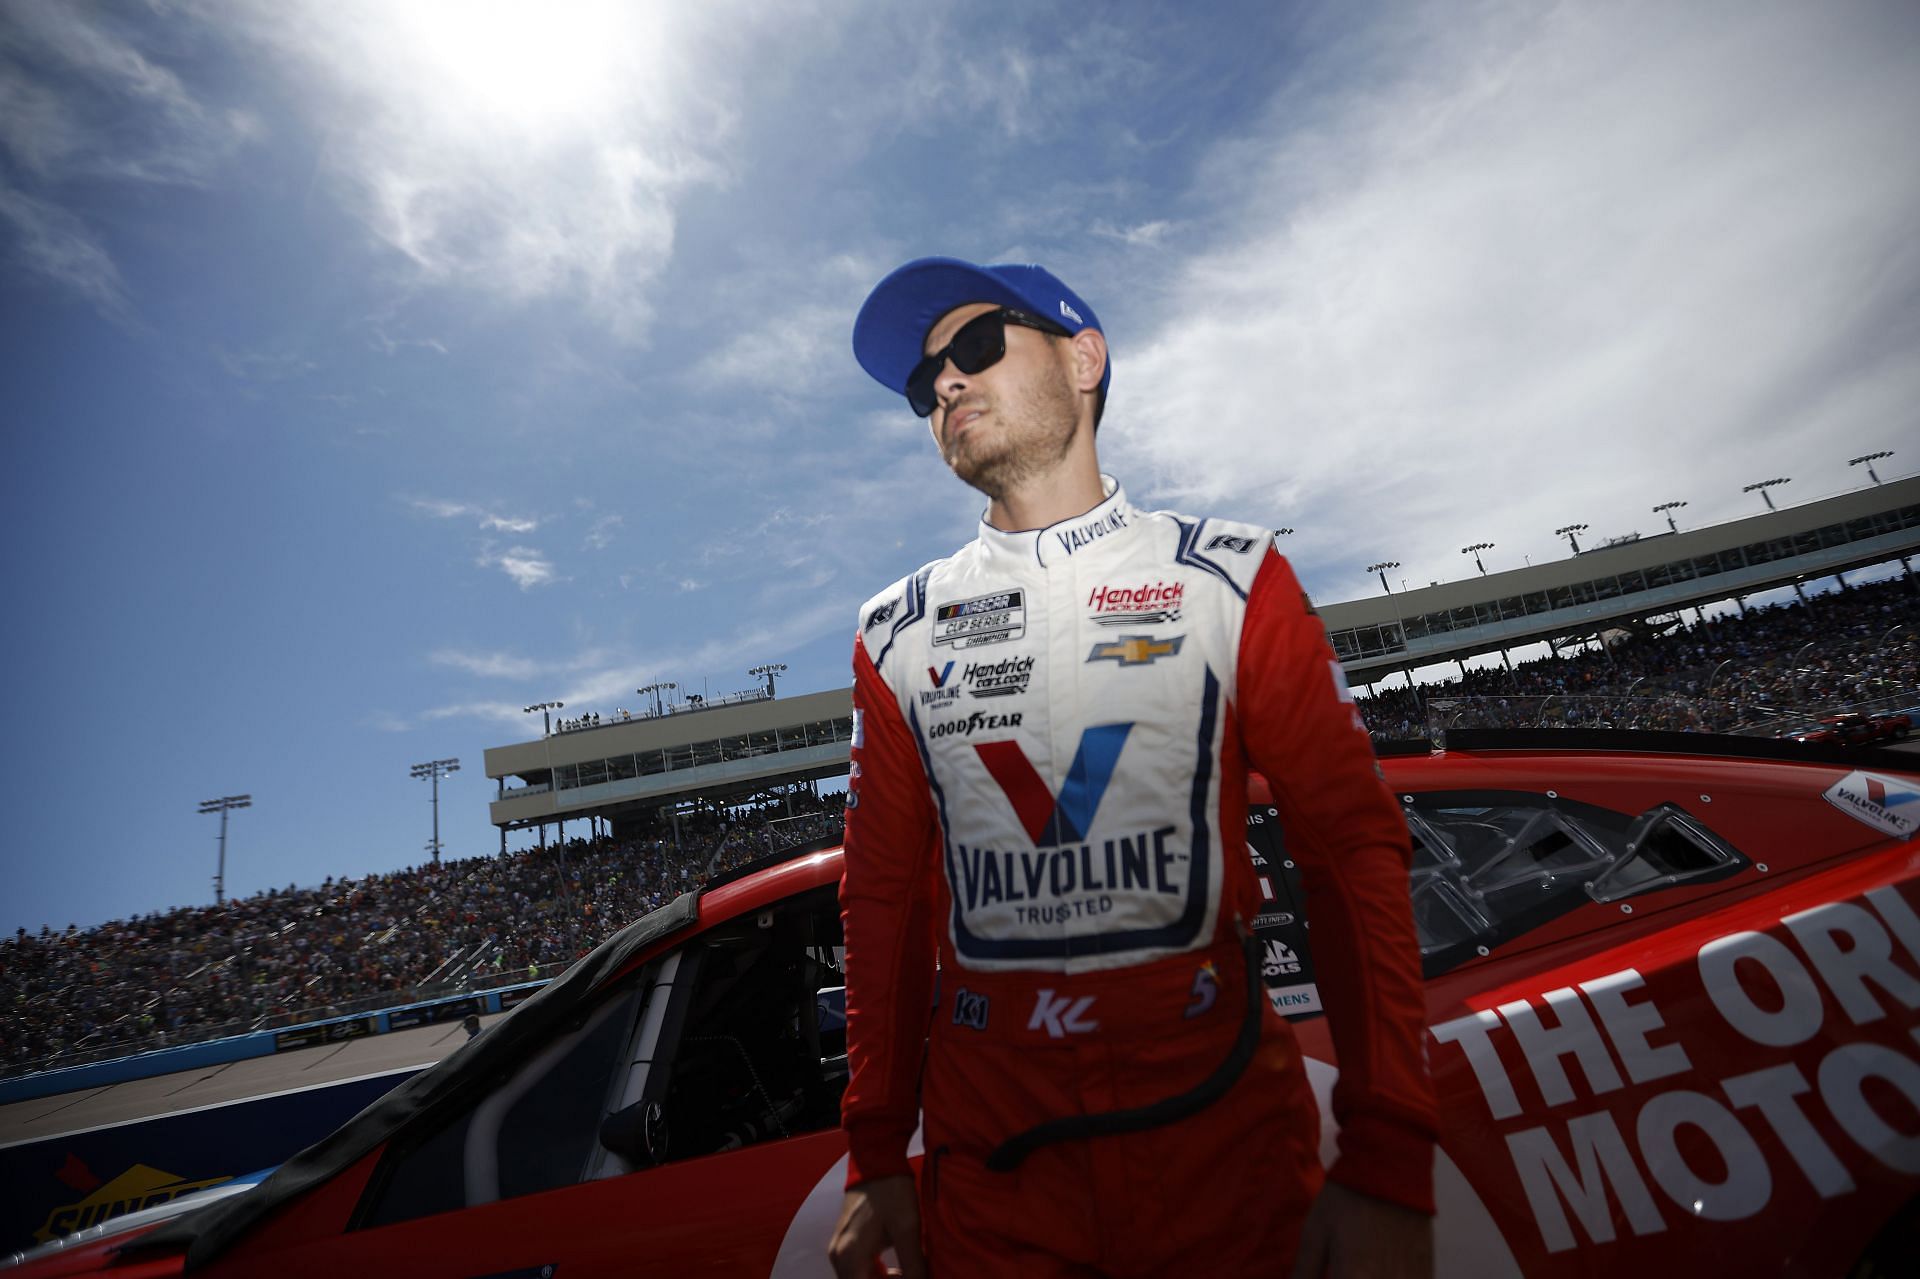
840 478 1436 1275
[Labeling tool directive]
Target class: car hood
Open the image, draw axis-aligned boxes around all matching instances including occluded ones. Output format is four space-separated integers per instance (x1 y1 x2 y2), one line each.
2 1171 269 1271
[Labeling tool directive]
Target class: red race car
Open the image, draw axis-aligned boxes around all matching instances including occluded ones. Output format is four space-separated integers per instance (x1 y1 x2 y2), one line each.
1784 711 1914 748
8 732 1919 1278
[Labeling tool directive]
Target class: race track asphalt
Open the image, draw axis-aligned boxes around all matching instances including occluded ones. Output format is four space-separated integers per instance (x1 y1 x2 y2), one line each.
0 1013 504 1146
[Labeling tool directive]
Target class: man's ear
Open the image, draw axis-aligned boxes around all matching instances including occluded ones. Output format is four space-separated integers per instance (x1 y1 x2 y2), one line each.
1068 327 1107 394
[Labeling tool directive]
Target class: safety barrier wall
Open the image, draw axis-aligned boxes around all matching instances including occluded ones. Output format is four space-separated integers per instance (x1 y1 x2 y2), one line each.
0 982 548 1106
0 1065 421 1257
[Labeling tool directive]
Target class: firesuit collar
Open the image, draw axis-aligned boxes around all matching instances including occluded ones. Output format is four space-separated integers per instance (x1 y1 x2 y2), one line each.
853 256 1111 406
976 474 1135 569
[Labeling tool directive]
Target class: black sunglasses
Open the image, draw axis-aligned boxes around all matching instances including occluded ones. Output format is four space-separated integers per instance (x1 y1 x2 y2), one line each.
906 307 1072 418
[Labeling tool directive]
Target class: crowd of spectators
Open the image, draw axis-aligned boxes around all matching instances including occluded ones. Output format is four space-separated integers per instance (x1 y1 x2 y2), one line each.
1356 575 1918 740
0 790 844 1075
7 578 1915 1076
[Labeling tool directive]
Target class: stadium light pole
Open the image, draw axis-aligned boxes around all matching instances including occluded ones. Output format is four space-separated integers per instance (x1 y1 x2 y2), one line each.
1653 501 1688 534
1850 451 1892 485
523 700 563 736
1461 542 1494 575
749 663 788 699
1555 524 1589 554
197 794 252 907
1743 477 1791 511
1366 560 1400 595
638 681 678 717
410 758 460 866
1274 527 1295 537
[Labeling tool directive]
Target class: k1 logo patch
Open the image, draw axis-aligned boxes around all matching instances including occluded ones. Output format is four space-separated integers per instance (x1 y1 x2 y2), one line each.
952 988 990 1030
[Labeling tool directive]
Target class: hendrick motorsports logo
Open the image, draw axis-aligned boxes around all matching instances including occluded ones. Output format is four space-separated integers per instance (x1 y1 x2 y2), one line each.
37 1162 233 1243
1087 580 1184 627
1822 770 1919 838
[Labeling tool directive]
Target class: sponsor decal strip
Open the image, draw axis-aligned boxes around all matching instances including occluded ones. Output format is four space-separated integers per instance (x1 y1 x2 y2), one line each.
1427 884 1920 1254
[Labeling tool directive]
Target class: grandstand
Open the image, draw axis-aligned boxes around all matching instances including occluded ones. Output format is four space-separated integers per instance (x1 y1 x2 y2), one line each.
484 688 853 851
1320 473 1920 686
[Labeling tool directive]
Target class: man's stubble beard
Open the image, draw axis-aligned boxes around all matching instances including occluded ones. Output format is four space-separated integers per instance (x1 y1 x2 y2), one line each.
943 368 1079 501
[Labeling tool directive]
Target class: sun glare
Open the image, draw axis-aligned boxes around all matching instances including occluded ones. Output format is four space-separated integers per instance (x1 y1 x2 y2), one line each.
388 0 637 132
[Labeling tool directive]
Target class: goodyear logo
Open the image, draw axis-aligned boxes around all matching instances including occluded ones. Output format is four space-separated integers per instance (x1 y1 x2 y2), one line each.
1086 634 1184 667
36 1163 233 1243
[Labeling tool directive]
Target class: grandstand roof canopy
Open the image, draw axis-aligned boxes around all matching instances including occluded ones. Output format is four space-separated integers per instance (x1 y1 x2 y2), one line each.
484 688 852 833
1317 475 1920 682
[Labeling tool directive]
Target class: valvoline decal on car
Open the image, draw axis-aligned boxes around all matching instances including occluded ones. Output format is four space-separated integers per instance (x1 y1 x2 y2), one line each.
1823 770 1920 839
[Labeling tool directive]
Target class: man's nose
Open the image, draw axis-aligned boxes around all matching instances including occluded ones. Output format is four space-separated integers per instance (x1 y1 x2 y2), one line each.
936 361 970 410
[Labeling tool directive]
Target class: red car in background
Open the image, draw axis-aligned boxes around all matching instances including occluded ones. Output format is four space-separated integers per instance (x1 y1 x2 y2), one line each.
1785 711 1914 748
7 731 1920 1278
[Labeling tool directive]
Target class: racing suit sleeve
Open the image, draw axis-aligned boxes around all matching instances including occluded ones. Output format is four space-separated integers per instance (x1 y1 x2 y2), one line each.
1236 549 1438 1214
838 632 940 1188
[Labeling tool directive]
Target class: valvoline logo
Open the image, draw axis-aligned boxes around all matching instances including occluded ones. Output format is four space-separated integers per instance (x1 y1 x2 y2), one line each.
1822 770 1918 839
974 723 1132 846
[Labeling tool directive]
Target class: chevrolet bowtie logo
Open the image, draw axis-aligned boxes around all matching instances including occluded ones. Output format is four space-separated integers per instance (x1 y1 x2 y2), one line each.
1086 634 1185 666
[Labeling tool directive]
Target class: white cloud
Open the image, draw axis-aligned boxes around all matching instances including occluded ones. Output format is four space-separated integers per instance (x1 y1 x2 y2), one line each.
408 497 540 534
218 0 827 341
0 182 131 320
370 328 448 357
429 649 539 680
1093 219 1173 248
0 2 261 316
1108 1 1920 600
0 1 260 186
480 545 557 590
584 514 623 550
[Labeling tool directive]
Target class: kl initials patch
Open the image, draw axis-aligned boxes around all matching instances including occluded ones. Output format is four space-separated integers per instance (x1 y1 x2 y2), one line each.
1086 634 1184 667
1029 990 1098 1038
975 723 1132 846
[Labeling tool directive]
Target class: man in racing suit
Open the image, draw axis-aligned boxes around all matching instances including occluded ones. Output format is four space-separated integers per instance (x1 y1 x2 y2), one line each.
828 257 1435 1278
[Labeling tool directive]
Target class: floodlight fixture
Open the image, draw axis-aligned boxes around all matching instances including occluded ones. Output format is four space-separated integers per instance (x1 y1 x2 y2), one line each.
411 758 460 866
748 663 788 699
637 681 678 717
1850 451 1893 484
197 794 252 907
1652 500 1688 533
1365 560 1401 594
1461 542 1494 575
523 700 564 735
1743 477 1791 511
1555 523 1590 554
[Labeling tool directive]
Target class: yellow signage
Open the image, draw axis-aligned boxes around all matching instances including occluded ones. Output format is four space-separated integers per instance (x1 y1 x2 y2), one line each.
35 1163 233 1243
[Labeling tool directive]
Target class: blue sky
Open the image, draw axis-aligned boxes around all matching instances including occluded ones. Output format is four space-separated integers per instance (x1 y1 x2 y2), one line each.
3 0 1917 935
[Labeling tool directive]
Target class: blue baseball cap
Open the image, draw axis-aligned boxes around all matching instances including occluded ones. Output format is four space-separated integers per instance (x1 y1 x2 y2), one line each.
852 256 1111 404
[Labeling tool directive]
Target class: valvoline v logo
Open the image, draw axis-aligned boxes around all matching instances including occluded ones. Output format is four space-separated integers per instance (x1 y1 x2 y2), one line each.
929 661 955 687
974 723 1132 846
